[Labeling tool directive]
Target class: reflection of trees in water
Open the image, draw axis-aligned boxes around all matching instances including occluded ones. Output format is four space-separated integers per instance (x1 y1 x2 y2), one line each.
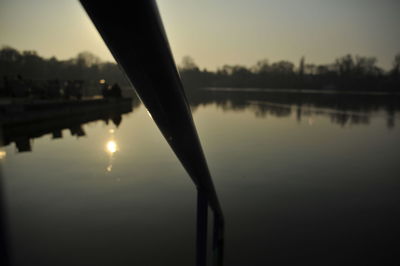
293 105 372 127
0 97 141 153
249 102 292 118
187 89 399 129
329 112 370 127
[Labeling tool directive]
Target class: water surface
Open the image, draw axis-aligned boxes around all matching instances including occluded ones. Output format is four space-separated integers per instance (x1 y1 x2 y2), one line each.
1 89 400 265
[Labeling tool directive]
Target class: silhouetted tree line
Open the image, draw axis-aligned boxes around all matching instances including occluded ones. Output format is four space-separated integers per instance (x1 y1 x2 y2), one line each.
1 46 399 93
0 46 130 90
179 55 400 91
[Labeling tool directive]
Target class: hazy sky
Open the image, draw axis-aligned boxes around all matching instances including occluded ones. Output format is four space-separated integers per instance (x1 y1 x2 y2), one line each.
1 0 399 70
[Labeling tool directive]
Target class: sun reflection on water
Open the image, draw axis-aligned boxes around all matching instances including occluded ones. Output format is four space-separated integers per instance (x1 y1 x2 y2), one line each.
105 128 118 172
106 140 117 154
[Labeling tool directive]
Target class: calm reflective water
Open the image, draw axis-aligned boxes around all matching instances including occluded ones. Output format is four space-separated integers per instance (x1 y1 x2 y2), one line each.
1 89 400 265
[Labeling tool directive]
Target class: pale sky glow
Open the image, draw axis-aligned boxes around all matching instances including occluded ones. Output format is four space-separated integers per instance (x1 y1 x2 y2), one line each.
0 0 399 70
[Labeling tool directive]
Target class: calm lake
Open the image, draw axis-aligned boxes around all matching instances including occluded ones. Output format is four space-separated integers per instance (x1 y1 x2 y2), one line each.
1 89 400 265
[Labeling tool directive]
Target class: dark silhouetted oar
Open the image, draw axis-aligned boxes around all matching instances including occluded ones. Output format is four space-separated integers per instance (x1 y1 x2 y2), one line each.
79 1 224 265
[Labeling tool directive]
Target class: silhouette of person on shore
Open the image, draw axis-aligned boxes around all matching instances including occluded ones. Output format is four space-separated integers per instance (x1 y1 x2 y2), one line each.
101 80 122 98
111 83 122 98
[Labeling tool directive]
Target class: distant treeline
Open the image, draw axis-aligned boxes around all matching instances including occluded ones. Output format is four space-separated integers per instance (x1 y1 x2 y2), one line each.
0 46 129 88
1 46 399 92
178 55 400 91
